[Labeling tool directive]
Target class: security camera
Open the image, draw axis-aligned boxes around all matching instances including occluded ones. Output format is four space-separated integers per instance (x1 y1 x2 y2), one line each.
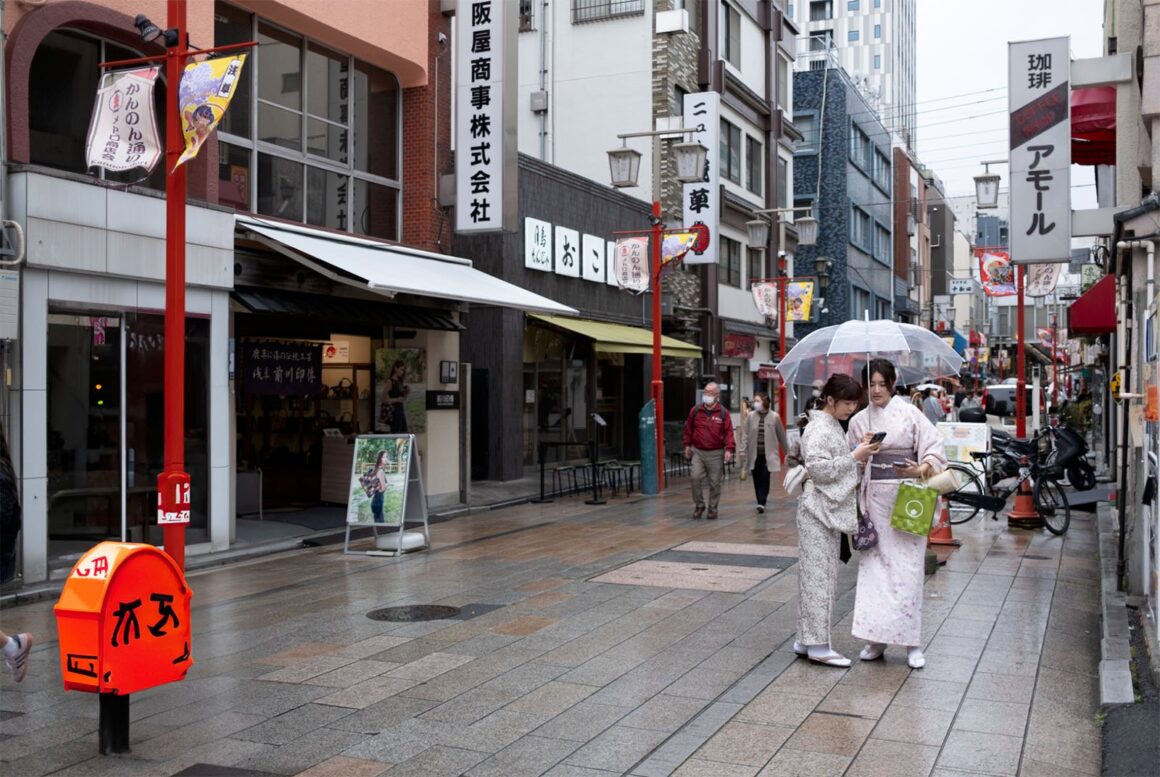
777 250 787 258
437 32 448 47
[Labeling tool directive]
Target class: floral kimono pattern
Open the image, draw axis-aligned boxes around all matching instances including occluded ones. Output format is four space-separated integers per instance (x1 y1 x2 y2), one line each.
795 411 859 646
847 396 948 646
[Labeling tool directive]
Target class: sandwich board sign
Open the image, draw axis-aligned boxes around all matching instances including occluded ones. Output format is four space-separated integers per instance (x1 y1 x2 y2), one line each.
344 434 430 556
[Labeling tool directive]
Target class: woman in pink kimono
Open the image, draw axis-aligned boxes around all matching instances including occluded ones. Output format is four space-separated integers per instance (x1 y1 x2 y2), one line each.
847 358 948 669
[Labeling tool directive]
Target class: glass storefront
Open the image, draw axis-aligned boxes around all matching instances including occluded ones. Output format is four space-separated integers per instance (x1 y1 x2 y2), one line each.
46 312 210 566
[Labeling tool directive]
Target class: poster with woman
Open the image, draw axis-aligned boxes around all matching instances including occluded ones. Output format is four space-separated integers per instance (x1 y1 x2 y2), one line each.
346 435 411 525
375 348 427 434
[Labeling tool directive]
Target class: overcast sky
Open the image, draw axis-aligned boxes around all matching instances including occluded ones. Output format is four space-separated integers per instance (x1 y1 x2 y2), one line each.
915 0 1104 210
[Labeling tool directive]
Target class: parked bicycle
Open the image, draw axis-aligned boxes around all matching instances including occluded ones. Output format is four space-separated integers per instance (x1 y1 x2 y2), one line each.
942 426 1071 535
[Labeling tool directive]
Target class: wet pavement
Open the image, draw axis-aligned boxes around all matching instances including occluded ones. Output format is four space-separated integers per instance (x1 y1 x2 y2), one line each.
0 474 1102 776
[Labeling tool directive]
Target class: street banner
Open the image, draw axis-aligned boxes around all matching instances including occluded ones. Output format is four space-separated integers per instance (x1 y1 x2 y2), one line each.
85 66 162 173
175 55 246 169
977 248 1016 296
1025 263 1063 296
662 232 696 266
1009 37 1071 263
785 281 814 322
682 92 720 265
752 282 777 318
614 237 649 293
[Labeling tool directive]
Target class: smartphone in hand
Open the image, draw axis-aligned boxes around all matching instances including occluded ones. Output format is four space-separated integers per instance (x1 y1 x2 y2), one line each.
869 431 887 445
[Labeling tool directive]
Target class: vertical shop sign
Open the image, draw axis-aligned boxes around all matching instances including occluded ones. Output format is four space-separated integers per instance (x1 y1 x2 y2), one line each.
455 0 515 233
606 240 618 286
682 92 720 265
524 217 552 271
1009 37 1071 263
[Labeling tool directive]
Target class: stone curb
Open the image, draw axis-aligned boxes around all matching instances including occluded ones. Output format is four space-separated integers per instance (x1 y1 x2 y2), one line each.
1096 502 1136 705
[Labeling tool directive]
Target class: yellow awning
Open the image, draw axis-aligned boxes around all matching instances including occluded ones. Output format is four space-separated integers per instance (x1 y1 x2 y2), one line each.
530 314 701 359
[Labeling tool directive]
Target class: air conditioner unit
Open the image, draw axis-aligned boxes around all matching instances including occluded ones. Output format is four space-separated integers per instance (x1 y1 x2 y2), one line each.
655 8 689 34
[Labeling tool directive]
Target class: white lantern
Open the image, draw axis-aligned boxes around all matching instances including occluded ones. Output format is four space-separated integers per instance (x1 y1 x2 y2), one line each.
671 141 708 183
607 146 642 188
746 219 770 249
795 215 819 247
974 173 1000 209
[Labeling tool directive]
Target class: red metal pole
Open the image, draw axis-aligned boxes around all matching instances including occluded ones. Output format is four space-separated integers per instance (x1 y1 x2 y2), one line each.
161 0 189 570
1016 264 1026 439
777 264 787 465
651 201 665 492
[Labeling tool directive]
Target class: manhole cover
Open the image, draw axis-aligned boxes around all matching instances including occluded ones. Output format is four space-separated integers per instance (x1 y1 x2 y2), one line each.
366 605 461 622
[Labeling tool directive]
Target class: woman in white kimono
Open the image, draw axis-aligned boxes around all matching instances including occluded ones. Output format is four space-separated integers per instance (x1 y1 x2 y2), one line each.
848 358 948 669
793 375 882 667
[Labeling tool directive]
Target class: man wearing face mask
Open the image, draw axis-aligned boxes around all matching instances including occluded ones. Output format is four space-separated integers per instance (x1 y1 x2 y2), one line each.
682 382 735 519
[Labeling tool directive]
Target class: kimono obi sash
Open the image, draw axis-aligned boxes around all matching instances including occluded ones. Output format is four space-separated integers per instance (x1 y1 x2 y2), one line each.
868 448 918 480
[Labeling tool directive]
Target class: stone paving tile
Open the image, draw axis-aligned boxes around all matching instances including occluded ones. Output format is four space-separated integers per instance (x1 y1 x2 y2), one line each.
964 672 1036 707
532 700 631 742
891 676 968 713
951 697 1030 736
454 709 550 753
694 720 795 766
332 635 412 660
504 680 599 718
493 615 560 636
618 693 708 733
386 651 474 681
816 682 895 719
836 658 911 693
302 660 399 688
543 765 620 776
924 634 988 659
233 727 368 775
755 747 852 776
233 703 353 745
782 712 875 757
846 738 939 777
293 755 392 777
131 711 269 761
422 686 523 725
376 745 489 777
227 680 335 718
465 734 580 777
563 723 669 773
672 758 760 776
871 703 954 747
973 648 1040 677
254 642 342 666
736 691 817 727
158 737 279 771
313 675 420 709
325 695 439 735
258 655 357 683
1018 756 1100 777
936 729 1023 776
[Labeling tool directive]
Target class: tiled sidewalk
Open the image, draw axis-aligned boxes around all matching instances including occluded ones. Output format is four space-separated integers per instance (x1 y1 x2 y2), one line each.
0 476 1101 776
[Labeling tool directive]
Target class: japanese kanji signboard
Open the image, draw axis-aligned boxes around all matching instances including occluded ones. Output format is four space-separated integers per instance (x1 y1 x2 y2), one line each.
555 226 581 278
55 542 193 695
84 66 162 173
455 0 515 233
1009 37 1071 263
524 217 552 271
682 92 720 265
242 339 322 396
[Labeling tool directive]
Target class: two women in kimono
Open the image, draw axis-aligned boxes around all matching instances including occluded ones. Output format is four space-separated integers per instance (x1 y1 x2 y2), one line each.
793 374 882 666
794 359 948 670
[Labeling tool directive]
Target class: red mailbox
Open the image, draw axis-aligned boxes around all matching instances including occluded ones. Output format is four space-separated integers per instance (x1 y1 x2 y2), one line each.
54 542 193 695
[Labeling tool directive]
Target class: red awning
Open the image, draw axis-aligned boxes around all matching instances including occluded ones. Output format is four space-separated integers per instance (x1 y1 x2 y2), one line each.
1068 275 1117 335
1072 87 1115 166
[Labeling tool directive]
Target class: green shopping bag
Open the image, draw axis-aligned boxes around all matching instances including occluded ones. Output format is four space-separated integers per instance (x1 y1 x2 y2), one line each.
890 481 939 535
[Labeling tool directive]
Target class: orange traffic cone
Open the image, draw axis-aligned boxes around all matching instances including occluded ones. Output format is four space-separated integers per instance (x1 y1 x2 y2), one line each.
1006 479 1043 529
928 501 961 547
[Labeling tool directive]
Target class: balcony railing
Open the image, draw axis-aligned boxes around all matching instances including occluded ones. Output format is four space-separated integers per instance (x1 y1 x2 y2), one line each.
571 0 645 24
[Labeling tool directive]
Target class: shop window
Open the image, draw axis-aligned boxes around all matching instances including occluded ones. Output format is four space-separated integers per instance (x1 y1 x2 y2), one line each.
721 236 742 287
720 119 742 184
746 135 762 195
28 29 166 190
747 247 764 284
215 2 401 239
722 3 741 68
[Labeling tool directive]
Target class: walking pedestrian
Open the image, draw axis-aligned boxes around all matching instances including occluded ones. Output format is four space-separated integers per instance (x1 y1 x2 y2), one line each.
0 630 32 682
792 375 881 667
922 388 944 426
849 359 949 669
682 382 734 520
738 393 788 513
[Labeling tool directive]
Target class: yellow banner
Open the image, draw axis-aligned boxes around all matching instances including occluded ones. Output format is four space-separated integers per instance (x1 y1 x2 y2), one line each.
176 54 247 169
661 232 696 266
785 281 814 321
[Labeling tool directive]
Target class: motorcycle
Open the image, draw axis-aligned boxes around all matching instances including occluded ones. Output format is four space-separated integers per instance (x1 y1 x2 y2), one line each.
1051 424 1096 491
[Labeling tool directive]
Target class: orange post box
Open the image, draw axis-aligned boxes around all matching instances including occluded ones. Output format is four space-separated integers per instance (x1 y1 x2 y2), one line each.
54 542 193 695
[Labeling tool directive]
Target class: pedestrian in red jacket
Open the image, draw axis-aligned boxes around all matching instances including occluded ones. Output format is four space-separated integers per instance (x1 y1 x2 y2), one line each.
682 382 735 519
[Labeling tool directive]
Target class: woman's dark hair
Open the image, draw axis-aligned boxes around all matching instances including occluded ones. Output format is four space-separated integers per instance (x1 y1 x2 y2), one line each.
821 374 864 404
391 359 406 374
862 358 897 391
797 396 825 429
374 450 389 468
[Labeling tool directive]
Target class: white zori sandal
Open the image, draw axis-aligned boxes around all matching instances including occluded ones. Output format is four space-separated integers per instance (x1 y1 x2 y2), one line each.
807 645 852 667
859 643 887 661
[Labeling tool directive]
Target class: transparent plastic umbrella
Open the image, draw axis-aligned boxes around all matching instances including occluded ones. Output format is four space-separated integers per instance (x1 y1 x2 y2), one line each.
776 319 964 389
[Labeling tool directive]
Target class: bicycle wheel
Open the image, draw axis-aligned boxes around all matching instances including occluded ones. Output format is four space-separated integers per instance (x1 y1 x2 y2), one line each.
1034 477 1071 535
945 463 984 524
